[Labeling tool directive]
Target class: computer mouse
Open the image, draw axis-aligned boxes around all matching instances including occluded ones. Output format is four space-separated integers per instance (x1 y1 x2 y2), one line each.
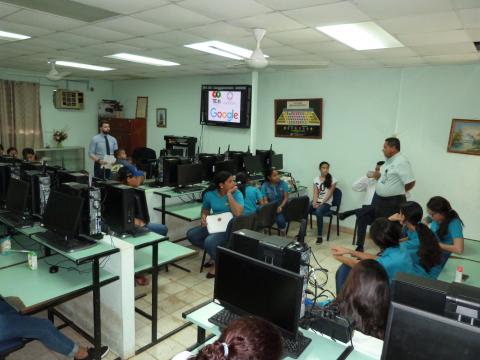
49 265 59 274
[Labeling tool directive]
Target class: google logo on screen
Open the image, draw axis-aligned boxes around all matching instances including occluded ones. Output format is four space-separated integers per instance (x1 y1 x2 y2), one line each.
210 107 239 121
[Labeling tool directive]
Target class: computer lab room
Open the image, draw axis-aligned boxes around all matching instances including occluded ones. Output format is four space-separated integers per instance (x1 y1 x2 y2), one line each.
1 1 480 360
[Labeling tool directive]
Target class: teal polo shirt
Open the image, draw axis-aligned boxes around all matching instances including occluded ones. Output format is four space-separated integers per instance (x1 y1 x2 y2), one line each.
399 228 420 254
376 247 417 282
202 189 244 215
430 218 463 245
243 186 263 215
261 180 289 203
375 153 415 197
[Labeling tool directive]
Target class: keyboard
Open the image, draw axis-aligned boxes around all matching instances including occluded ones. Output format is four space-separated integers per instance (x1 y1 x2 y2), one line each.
173 186 205 193
0 212 33 228
208 309 312 359
36 231 97 252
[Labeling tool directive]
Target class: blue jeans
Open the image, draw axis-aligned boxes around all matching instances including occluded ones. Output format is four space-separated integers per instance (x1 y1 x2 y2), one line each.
187 226 227 261
146 222 168 236
276 213 286 230
311 203 331 237
0 300 77 358
335 264 352 294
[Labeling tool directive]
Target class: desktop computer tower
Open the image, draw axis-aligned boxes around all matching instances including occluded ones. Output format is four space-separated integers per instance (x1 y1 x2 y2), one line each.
0 163 11 206
102 184 135 235
56 170 89 187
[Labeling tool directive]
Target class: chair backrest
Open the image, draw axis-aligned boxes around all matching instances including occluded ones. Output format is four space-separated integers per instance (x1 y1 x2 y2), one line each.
283 195 310 222
226 212 257 242
332 188 342 212
255 201 278 229
296 219 307 244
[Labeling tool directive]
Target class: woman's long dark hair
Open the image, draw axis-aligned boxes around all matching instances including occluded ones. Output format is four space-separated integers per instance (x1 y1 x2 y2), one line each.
264 167 276 182
201 170 232 199
369 218 401 250
319 161 332 188
235 172 248 197
400 202 442 273
194 316 283 360
427 196 463 240
336 259 390 339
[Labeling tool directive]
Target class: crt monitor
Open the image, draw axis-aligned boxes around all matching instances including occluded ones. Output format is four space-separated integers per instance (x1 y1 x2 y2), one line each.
43 190 84 238
215 247 303 338
271 154 283 170
244 155 264 174
5 178 30 215
214 159 236 175
381 301 480 360
177 163 203 187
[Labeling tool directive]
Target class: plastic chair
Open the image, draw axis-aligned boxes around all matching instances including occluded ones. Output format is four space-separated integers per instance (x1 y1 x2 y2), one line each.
283 195 310 235
309 188 342 241
255 201 278 235
200 212 257 273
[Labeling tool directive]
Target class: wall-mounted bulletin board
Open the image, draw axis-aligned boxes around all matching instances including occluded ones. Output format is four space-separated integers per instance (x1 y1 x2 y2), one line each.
274 98 323 139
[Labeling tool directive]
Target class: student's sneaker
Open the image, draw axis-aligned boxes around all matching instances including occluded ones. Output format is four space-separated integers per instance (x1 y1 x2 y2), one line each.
85 346 109 359
316 236 323 244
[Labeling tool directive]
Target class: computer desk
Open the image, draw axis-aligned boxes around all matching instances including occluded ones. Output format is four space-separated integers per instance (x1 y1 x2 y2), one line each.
450 238 480 264
438 257 480 288
182 301 375 360
0 233 44 270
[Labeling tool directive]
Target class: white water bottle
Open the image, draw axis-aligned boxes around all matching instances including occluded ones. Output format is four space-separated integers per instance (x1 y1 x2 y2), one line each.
454 265 463 283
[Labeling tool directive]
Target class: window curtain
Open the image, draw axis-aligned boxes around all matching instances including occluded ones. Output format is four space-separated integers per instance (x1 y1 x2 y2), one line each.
0 80 43 151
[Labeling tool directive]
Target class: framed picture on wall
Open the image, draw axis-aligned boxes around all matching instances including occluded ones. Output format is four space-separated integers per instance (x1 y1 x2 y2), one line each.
135 96 148 119
447 119 480 156
156 108 167 128
274 98 323 139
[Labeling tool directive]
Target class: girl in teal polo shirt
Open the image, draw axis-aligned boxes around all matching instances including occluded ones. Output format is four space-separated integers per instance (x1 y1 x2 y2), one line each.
332 218 417 292
390 201 443 279
261 168 289 231
425 197 464 263
187 170 244 278
236 172 266 215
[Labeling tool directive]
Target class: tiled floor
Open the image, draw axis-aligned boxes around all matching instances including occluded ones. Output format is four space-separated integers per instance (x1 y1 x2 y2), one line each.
9 224 378 360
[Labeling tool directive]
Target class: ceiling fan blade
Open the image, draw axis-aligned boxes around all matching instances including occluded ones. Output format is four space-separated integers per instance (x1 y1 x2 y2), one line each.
268 60 329 67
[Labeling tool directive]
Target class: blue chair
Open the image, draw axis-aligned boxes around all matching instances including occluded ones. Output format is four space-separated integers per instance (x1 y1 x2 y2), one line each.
309 188 342 241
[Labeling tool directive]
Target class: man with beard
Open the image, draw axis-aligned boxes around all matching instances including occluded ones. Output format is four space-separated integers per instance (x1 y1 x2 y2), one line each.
89 120 118 179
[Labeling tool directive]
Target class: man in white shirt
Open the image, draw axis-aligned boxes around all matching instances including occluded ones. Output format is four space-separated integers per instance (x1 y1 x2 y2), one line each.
355 138 415 251
338 161 384 221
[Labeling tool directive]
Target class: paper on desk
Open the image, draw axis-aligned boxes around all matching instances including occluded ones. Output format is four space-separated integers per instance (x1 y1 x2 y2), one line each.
101 155 116 169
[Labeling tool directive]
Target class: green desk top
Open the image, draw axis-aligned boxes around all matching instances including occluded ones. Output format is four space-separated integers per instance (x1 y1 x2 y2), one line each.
121 231 167 250
134 241 196 274
438 257 480 288
0 254 117 313
185 302 374 360
153 183 208 199
31 233 118 265
452 239 480 263
165 202 202 221
0 234 45 269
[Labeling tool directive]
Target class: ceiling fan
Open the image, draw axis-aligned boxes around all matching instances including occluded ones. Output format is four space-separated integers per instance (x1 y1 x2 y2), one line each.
231 28 328 70
46 60 72 81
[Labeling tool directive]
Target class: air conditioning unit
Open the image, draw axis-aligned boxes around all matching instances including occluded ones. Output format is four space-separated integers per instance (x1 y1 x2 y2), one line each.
53 89 84 110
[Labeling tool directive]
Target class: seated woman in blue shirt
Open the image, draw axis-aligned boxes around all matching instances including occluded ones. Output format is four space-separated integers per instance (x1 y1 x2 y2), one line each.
260 168 289 231
236 172 266 215
424 196 464 264
390 201 443 279
187 170 244 278
331 218 416 292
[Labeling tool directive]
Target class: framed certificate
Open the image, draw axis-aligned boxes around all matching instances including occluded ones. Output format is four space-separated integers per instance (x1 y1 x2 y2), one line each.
135 96 148 119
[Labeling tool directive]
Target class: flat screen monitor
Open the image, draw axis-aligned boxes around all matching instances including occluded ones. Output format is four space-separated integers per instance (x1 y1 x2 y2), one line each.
200 85 252 128
215 247 303 337
5 178 30 215
43 190 84 237
244 155 264 174
271 154 283 170
177 163 203 187
199 154 218 181
381 302 480 360
214 159 236 175
256 149 274 169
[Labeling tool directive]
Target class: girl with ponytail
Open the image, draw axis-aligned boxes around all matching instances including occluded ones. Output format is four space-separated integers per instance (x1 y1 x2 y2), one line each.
235 172 266 215
425 196 464 256
392 202 443 279
172 317 282 360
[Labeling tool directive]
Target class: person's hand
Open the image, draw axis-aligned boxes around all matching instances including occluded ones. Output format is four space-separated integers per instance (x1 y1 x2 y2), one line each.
422 217 431 226
227 185 238 195
331 246 352 256
201 216 207 227
388 213 402 222
372 170 381 180
134 218 145 227
313 202 319 209
277 206 283 213
98 159 108 165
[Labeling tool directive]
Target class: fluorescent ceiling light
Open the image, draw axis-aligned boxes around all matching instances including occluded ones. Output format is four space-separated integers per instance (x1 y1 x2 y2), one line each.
316 22 403 50
185 41 267 60
106 53 179 66
0 30 30 41
56 61 114 71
